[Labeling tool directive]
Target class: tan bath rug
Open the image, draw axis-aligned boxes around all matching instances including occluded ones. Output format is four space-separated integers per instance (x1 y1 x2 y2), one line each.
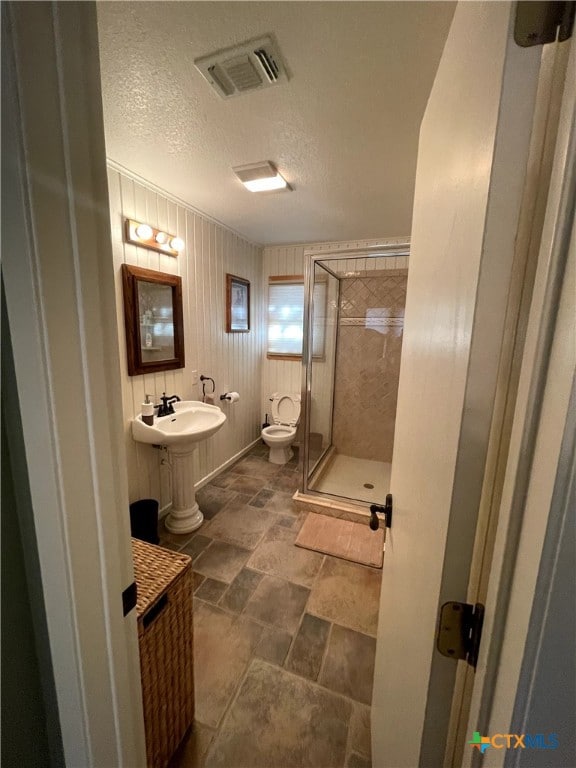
295 512 384 568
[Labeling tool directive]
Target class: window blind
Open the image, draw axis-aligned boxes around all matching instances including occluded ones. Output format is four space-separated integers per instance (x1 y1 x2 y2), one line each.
267 279 326 357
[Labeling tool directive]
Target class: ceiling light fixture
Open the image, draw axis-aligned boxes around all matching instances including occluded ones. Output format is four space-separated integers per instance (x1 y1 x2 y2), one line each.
233 161 291 193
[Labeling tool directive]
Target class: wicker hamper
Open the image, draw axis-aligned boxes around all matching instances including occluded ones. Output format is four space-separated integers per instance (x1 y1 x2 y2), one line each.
132 538 194 768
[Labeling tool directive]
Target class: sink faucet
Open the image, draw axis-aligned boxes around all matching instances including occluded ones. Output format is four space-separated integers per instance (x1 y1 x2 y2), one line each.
157 393 181 417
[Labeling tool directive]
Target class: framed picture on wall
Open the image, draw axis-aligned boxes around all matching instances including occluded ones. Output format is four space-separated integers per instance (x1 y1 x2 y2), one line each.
226 273 250 333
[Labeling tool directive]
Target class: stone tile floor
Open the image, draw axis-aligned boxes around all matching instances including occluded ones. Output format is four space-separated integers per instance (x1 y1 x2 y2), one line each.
164 444 381 768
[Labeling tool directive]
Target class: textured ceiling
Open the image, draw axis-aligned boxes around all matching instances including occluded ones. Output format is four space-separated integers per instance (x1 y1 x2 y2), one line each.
97 2 455 245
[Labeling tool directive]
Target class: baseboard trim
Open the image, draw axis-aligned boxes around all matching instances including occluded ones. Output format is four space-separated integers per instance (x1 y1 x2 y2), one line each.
195 438 262 490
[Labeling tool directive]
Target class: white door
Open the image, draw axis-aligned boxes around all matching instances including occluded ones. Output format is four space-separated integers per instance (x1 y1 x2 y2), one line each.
372 4 545 765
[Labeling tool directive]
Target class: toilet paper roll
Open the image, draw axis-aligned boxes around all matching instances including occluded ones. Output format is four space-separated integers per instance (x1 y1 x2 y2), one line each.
227 392 240 403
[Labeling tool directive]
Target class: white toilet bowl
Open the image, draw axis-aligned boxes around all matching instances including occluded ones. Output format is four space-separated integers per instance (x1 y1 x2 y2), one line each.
261 393 301 465
262 424 297 465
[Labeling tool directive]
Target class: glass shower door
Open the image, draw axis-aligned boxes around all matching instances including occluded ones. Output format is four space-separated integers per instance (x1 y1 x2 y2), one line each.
302 248 409 504
304 261 339 485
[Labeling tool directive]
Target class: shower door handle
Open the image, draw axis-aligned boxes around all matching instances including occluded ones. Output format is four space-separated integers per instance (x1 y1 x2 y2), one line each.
370 494 393 530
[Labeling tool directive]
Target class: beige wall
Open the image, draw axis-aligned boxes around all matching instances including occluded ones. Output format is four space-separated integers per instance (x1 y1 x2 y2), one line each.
107 165 264 509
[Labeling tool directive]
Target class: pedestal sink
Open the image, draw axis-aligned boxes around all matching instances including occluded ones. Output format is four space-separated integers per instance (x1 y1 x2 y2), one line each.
132 401 226 534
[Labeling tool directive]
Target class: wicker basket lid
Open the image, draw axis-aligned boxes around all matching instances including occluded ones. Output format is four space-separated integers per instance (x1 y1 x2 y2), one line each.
131 538 192 617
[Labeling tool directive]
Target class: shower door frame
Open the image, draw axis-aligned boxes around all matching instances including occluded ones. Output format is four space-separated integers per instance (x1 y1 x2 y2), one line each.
301 243 411 504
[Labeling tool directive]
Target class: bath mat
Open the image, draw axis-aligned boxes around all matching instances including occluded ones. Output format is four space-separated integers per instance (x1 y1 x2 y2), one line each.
295 513 384 568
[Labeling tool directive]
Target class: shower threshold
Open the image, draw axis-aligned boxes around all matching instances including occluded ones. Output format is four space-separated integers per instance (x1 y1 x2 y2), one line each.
292 489 372 526
298 453 391 524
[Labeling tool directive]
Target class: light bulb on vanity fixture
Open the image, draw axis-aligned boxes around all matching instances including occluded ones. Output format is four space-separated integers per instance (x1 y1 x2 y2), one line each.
135 223 154 240
155 231 168 244
170 237 185 252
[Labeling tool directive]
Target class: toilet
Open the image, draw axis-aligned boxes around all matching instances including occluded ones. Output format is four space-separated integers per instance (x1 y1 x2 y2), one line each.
262 393 301 465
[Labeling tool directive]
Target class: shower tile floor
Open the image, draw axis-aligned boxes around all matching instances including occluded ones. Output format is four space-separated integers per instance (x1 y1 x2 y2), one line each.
310 454 391 504
159 444 381 768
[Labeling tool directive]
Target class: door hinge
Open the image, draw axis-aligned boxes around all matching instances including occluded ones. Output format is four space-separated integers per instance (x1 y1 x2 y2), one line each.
515 1 575 47
436 601 485 669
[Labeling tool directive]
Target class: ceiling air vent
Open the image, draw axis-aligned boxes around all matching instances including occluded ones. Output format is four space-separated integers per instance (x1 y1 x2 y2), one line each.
194 35 288 99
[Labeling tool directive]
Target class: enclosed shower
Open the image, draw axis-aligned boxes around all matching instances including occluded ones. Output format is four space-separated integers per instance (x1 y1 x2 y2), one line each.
300 245 409 509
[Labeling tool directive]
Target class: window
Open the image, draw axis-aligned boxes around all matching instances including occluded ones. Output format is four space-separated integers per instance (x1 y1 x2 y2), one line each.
267 276 326 358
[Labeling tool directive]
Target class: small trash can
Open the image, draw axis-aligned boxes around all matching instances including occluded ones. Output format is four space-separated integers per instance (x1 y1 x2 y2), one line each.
129 499 160 545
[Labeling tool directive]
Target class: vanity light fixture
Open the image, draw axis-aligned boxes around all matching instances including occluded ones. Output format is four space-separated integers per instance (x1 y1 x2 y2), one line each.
124 219 184 257
233 161 291 193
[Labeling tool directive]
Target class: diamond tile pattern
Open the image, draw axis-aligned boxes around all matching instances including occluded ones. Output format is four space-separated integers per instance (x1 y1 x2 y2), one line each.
339 274 407 318
333 273 407 461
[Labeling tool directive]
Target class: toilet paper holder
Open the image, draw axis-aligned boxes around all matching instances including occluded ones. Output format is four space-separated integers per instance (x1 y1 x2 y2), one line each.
220 392 240 402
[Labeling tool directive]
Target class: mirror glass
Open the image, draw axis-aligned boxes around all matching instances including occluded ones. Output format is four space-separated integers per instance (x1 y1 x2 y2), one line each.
138 281 175 362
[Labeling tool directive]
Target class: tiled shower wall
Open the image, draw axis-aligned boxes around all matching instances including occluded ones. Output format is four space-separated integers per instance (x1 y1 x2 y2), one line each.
107 164 264 510
333 270 408 461
261 238 409 449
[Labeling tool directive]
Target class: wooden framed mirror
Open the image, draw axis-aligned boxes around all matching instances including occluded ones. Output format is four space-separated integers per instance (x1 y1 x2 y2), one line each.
121 264 185 376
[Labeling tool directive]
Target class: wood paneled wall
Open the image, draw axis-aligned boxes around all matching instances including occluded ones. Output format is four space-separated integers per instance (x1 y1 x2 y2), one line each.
107 165 264 510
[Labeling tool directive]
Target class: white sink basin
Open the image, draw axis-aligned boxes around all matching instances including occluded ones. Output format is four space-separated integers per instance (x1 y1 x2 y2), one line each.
132 400 226 447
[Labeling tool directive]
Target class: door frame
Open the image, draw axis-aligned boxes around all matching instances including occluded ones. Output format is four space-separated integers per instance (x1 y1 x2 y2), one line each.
446 34 574 766
2 3 146 765
462 30 575 767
